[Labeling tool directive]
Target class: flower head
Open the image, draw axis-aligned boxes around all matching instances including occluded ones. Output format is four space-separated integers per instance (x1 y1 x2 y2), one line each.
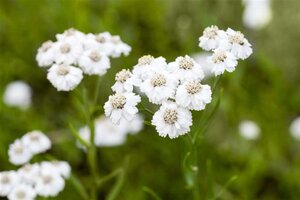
176 81 212 110
152 101 192 139
36 40 55 67
8 140 32 166
239 120 260 140
8 184 36 200
167 55 204 82
17 164 40 185
21 130 51 154
0 171 20 197
112 69 137 93
3 81 32 110
78 50 110 75
220 28 253 60
35 171 65 197
140 70 178 104
47 64 83 91
208 49 238 76
104 92 141 124
199 25 224 51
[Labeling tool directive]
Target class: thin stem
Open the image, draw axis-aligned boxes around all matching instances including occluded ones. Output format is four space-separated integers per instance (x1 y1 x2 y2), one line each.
94 76 103 105
82 86 98 200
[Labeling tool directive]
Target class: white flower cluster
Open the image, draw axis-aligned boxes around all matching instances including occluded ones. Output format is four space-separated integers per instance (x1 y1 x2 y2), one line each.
104 26 253 139
2 131 70 199
8 131 51 165
105 54 212 139
77 115 143 149
199 25 253 76
0 161 71 200
36 28 131 91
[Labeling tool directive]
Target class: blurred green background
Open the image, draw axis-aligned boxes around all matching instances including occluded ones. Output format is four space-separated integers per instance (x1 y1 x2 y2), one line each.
1 0 300 199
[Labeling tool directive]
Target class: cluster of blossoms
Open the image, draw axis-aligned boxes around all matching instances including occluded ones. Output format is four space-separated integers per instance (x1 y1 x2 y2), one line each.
36 28 131 91
1 131 70 199
104 26 252 139
77 115 143 149
199 25 252 76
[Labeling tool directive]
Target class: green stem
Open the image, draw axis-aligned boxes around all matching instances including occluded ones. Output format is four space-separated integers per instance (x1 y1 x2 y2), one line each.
94 76 103 105
82 86 98 200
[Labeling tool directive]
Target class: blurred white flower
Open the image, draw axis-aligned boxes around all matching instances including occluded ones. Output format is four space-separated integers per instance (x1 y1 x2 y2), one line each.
47 64 83 91
8 184 36 200
192 52 214 78
53 38 83 65
21 130 51 154
199 25 224 51
243 0 272 30
78 115 144 148
219 28 253 60
140 70 178 104
78 50 110 75
132 55 168 84
239 120 260 140
17 164 40 185
104 92 141 124
175 81 212 111
56 28 86 43
3 81 32 110
8 140 32 166
35 170 65 197
0 171 20 197
120 114 144 134
289 117 300 140
208 49 238 76
152 101 192 139
112 69 136 93
36 40 55 67
40 161 71 179
109 35 132 58
167 55 204 82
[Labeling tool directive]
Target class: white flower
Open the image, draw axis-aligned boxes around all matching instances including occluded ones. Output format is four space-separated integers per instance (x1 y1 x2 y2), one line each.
40 161 71 179
78 50 110 75
21 130 51 154
140 70 178 104
109 35 131 58
219 28 253 60
104 92 141 124
112 69 136 93
3 81 32 110
8 184 36 200
56 28 86 43
132 55 167 84
36 40 55 67
47 64 83 91
95 117 128 146
8 140 32 166
53 37 83 65
0 171 20 197
35 170 65 197
78 115 143 148
239 120 260 140
175 81 212 111
243 0 272 30
192 52 214 78
208 49 238 76
17 164 40 185
84 32 115 55
167 55 204 82
199 25 224 51
152 101 192 139
120 114 144 134
290 117 300 140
